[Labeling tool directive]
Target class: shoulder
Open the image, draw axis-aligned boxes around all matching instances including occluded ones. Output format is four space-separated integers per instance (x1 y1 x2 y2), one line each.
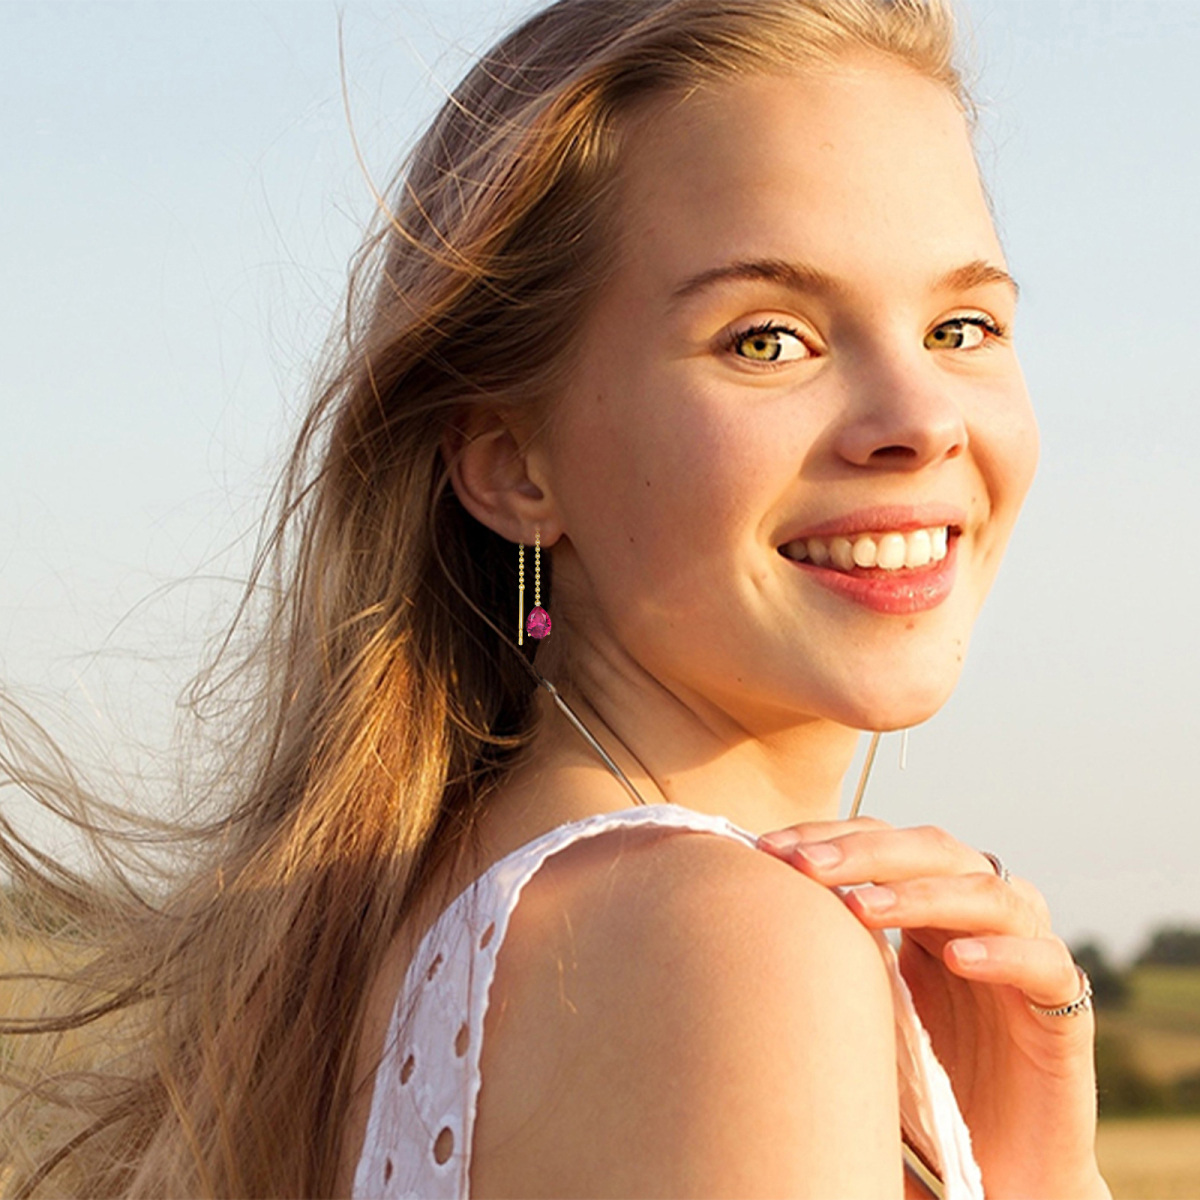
471 823 903 1199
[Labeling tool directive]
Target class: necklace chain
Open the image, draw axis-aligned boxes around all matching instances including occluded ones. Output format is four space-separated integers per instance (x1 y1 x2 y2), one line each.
532 672 881 817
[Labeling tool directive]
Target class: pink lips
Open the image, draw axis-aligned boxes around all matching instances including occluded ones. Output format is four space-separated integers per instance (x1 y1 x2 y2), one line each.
776 504 966 545
775 506 966 615
781 535 959 614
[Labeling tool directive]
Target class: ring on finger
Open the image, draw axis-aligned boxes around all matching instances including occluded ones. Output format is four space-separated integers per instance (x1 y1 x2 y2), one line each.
1026 966 1094 1018
980 849 1012 885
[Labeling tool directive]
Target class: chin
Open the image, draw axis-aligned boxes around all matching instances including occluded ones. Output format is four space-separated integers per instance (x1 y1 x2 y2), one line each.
818 660 964 733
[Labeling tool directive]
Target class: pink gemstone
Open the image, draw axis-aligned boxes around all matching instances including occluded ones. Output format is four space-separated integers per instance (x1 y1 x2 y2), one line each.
525 606 552 639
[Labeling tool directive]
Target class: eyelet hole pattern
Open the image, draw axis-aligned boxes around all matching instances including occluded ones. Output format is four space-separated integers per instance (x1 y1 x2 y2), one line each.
426 953 444 981
454 1022 469 1057
384 1159 394 1183
480 923 496 949
433 1126 455 1165
400 1053 415 1085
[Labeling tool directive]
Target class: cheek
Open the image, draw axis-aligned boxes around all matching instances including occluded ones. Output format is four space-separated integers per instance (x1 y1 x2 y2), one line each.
953 359 1036 494
554 381 785 596
983 390 1040 518
967 383 1039 581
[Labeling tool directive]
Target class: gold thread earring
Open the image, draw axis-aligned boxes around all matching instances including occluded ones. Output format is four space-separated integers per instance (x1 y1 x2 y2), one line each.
519 529 551 642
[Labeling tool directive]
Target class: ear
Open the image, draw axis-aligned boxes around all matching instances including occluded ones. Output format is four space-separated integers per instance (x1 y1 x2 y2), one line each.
442 406 561 543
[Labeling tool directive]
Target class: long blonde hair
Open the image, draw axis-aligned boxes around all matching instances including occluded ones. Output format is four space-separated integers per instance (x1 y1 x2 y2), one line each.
1 2 969 1194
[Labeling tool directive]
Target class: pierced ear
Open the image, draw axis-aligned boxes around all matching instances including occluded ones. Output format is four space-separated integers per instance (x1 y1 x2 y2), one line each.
442 408 555 541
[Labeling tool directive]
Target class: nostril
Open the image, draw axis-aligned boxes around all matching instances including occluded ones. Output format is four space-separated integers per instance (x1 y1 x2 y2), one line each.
870 445 919 460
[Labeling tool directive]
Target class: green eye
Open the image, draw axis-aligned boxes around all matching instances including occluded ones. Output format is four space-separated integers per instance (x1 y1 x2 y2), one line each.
732 323 809 363
924 317 996 351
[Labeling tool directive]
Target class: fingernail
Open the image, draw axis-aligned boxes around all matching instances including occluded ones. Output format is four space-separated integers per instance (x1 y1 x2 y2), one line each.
795 842 842 869
854 885 895 913
758 830 801 853
953 939 987 964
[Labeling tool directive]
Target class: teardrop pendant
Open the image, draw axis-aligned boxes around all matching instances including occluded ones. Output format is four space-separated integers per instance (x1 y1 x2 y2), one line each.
518 528 551 642
525 606 552 639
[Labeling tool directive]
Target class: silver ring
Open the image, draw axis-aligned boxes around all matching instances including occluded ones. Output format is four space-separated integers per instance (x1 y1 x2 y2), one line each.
980 849 1011 885
1027 967 1094 1018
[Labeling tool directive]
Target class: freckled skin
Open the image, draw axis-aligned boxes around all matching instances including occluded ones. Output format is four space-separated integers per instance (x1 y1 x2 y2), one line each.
539 59 1033 761
455 54 1038 832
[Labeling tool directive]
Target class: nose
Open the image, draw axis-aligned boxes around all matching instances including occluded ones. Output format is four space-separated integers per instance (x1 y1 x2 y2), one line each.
832 356 968 471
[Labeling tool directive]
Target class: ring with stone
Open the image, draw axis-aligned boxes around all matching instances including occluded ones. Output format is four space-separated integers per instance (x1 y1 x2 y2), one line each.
1027 967 1094 1019
980 850 1012 885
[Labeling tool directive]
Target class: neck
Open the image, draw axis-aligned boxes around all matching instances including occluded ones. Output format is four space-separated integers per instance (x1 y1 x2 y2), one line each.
517 669 864 838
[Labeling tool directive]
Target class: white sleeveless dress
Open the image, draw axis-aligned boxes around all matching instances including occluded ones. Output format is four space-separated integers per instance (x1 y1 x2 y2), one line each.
352 805 985 1200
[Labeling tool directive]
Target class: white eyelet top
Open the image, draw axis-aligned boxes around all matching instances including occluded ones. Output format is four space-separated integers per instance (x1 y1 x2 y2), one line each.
352 805 985 1200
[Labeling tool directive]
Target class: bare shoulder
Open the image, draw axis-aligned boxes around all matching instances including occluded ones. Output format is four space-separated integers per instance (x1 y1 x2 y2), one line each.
471 825 903 1199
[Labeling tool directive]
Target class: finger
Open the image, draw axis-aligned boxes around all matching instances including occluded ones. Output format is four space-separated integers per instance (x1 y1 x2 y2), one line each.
842 873 1044 938
943 934 1090 1014
761 823 990 886
757 816 891 851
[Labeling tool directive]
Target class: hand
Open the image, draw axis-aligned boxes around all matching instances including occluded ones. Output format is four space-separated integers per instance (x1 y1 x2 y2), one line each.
758 818 1111 1200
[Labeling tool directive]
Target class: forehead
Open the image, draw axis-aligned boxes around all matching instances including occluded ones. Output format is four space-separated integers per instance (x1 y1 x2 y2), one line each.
610 58 999 299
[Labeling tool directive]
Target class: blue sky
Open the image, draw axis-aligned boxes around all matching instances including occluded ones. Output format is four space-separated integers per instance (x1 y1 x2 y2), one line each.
2 1 1198 959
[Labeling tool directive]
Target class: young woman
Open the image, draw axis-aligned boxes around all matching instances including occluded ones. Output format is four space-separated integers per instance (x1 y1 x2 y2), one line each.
2 1 1110 1197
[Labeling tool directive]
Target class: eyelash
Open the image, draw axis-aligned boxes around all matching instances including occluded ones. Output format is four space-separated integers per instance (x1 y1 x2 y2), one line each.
722 313 1009 365
940 313 1010 340
723 319 812 361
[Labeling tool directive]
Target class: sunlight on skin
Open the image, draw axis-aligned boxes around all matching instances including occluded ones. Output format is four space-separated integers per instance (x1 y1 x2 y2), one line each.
450 58 1105 1200
461 57 1037 841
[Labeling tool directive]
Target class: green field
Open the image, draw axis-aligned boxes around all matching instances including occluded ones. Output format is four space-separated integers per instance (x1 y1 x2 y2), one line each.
1126 967 1200 1033
1092 969 1200 1198
1096 966 1200 1115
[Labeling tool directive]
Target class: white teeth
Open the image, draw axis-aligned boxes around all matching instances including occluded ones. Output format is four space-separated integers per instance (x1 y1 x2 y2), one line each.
782 526 953 573
905 528 932 568
851 536 877 568
877 533 907 570
829 537 856 571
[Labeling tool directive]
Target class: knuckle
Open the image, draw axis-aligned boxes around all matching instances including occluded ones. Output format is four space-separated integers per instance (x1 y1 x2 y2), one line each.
967 872 1025 927
975 870 1014 909
977 870 1007 897
919 824 957 855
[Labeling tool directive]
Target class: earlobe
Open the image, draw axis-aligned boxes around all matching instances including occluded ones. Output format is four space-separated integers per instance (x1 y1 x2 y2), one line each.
442 408 557 541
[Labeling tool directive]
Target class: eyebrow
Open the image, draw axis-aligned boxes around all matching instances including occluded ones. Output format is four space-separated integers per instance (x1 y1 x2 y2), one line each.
667 256 1020 307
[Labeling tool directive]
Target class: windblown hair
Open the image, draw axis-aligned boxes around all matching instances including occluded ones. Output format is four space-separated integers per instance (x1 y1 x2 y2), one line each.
0 2 969 1195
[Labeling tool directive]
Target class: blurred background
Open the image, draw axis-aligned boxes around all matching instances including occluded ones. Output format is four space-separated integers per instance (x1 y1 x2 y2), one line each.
2 2 1198 1193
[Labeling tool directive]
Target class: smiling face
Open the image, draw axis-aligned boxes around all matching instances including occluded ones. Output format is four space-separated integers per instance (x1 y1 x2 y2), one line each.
538 55 1038 734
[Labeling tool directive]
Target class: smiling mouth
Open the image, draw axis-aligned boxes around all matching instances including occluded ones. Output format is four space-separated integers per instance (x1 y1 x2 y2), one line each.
779 525 959 573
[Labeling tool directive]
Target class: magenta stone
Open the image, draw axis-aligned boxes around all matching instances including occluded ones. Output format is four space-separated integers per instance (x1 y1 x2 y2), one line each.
525 606 552 639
